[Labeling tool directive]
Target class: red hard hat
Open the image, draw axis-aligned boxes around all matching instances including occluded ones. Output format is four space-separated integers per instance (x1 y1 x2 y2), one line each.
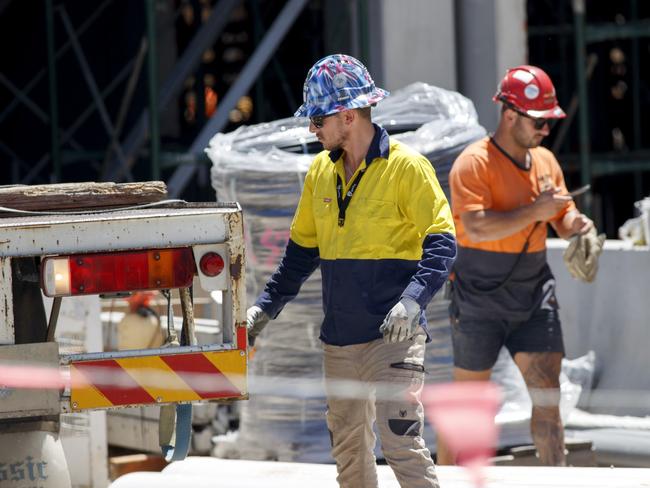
493 65 566 119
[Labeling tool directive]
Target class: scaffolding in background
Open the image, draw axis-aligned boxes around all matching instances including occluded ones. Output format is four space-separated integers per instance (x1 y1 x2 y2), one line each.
0 0 344 198
528 0 650 232
4 0 647 233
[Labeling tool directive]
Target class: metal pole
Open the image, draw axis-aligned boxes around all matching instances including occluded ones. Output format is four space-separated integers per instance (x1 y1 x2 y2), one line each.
190 0 206 132
179 287 197 346
22 58 137 185
105 0 242 182
551 54 598 155
250 0 266 123
251 0 297 117
357 0 369 63
167 0 309 197
101 38 149 180
59 8 132 177
572 0 591 212
630 0 641 150
45 0 61 183
46 297 62 342
0 73 50 122
0 0 112 125
146 0 161 180
558 4 570 154
630 0 643 200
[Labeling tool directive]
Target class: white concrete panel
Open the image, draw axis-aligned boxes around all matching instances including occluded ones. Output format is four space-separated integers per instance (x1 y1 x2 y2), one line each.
547 239 650 416
110 457 650 487
379 0 456 90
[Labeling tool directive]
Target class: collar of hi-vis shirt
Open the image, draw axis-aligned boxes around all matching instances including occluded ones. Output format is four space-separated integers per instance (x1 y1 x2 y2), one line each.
327 123 390 180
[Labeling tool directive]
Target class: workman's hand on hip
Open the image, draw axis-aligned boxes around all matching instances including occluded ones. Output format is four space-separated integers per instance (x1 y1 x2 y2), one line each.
379 297 421 343
246 305 270 347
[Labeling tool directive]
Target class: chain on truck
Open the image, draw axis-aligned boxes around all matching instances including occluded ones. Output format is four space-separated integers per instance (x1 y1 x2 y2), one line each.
0 182 248 487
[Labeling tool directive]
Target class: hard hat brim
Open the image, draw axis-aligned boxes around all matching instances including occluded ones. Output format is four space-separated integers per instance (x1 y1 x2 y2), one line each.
525 106 567 119
294 87 389 118
493 94 567 120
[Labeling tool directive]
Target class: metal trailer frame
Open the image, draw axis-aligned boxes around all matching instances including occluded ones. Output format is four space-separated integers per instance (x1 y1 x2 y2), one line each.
0 203 248 419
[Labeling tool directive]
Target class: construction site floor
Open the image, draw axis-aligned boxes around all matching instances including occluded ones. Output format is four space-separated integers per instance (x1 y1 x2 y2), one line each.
109 457 650 487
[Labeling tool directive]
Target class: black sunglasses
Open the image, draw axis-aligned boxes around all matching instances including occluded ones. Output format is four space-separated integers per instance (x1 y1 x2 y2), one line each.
310 112 336 129
506 103 557 130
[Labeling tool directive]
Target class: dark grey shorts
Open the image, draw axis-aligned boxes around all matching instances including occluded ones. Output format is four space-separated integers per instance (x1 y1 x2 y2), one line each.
449 305 565 371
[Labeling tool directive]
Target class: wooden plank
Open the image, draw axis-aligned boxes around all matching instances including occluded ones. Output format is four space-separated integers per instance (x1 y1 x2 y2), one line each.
0 181 168 213
109 453 168 481
493 439 597 467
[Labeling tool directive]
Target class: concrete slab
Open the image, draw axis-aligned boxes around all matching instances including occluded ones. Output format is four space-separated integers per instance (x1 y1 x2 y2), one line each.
547 238 650 416
108 456 650 487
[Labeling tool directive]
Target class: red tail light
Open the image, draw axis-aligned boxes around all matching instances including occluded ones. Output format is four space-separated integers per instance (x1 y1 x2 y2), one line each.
41 248 195 297
199 252 224 277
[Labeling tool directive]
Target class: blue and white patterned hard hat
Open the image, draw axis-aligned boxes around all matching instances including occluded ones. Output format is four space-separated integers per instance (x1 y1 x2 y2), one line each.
294 54 389 118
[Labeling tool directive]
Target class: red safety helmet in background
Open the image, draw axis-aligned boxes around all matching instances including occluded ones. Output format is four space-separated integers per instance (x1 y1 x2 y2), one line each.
493 65 566 119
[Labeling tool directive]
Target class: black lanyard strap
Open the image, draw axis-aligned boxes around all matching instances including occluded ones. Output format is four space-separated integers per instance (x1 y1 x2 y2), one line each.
336 168 366 227
455 221 540 295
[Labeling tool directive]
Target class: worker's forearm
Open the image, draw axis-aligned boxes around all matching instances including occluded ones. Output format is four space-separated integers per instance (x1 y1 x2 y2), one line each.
402 233 457 307
463 205 539 242
553 210 578 239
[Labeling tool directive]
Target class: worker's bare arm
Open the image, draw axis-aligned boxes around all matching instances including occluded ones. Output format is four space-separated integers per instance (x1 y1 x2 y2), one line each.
461 189 572 242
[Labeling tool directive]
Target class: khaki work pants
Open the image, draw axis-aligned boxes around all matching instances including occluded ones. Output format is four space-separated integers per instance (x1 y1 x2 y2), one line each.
323 331 439 488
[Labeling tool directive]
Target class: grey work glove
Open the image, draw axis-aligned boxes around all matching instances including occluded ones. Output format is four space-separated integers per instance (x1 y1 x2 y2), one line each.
563 227 606 283
246 305 270 347
379 297 421 343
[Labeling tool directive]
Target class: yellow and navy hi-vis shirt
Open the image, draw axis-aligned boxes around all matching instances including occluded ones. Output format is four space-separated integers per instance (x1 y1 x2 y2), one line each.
256 125 457 346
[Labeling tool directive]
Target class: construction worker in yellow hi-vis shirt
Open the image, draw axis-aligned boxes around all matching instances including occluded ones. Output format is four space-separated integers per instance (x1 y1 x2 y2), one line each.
246 54 456 488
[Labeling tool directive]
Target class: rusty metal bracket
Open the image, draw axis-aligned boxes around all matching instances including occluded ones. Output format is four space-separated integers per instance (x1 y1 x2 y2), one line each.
179 287 196 347
46 297 62 342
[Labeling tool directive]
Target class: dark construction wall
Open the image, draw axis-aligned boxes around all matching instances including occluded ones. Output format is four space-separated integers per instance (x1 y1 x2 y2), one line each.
0 1 149 182
0 0 328 196
527 0 650 237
